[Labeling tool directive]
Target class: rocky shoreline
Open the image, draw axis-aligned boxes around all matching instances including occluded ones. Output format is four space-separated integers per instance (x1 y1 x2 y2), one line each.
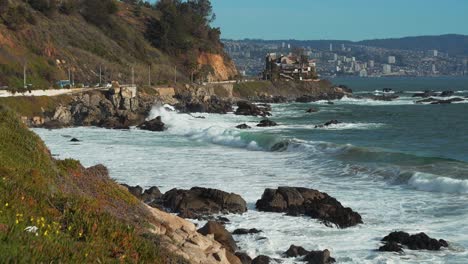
121 184 449 263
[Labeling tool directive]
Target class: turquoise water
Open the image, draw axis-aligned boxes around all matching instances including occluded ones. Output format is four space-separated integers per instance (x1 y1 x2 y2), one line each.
34 77 468 263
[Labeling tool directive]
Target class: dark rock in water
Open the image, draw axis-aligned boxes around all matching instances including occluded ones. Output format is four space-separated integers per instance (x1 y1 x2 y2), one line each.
235 252 252 264
270 141 289 152
304 249 336 264
252 255 271 264
257 119 277 127
175 94 233 114
70 138 80 142
326 101 334 105
315 120 340 128
417 97 465 104
296 95 315 103
380 231 449 252
254 95 289 104
235 101 271 117
338 85 353 93
236 124 252 129
379 241 403 252
42 120 65 129
156 187 247 218
306 107 319 113
382 88 393 93
368 95 399 101
256 187 363 228
232 228 262 235
198 221 237 253
440 91 454 97
138 116 166 131
121 185 162 204
283 245 310 258
412 90 438 98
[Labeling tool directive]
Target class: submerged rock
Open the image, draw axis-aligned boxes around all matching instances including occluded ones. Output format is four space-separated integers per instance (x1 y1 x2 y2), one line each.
416 97 465 104
379 231 449 252
412 90 438 98
70 138 80 142
156 187 247 218
236 124 252 129
256 187 363 228
232 228 262 235
235 252 252 264
315 120 340 128
304 249 336 264
251 255 271 264
257 119 277 127
440 91 454 97
137 116 166 132
306 107 319 113
283 245 310 258
198 221 238 253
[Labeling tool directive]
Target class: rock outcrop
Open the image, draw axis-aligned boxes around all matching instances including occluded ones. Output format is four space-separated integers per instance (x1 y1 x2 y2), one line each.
283 245 310 258
379 231 449 252
138 116 166 132
198 221 238 253
175 93 233 114
304 250 336 264
236 124 251 129
235 101 271 117
156 187 247 219
121 184 162 204
256 187 363 228
232 228 262 235
315 120 340 128
257 119 277 127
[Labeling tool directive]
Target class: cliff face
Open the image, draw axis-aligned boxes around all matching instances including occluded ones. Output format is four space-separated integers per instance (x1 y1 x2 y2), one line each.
198 52 238 81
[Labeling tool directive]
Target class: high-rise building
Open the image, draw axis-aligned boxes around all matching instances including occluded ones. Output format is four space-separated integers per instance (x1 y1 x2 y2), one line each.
388 56 396 64
383 64 392 74
428 50 438 57
341 44 345 51
333 53 338 61
368 60 375 68
329 43 333 52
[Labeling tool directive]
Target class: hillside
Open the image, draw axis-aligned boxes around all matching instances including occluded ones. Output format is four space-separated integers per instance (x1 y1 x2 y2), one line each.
0 0 237 92
231 34 468 56
0 105 240 263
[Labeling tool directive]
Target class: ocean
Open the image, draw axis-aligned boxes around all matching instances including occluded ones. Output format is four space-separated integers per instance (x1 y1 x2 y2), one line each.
34 77 468 263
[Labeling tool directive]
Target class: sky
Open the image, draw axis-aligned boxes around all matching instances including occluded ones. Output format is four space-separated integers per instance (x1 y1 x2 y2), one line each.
209 0 468 41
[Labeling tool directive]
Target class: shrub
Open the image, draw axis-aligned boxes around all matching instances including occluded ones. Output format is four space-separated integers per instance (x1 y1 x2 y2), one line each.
81 0 118 26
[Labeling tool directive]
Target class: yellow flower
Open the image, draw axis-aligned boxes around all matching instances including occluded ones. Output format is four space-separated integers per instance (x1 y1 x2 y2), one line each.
44 230 48 236
15 220 19 224
4 203 8 207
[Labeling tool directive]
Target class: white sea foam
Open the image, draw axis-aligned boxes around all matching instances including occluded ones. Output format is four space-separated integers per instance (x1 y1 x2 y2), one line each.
337 96 414 106
408 172 468 194
313 122 384 130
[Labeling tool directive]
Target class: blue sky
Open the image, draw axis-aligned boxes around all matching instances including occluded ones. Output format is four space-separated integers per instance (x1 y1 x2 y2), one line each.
209 0 468 40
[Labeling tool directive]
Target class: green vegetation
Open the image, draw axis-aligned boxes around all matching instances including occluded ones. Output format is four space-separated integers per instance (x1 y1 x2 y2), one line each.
0 95 72 117
0 107 187 263
0 0 231 90
233 81 273 98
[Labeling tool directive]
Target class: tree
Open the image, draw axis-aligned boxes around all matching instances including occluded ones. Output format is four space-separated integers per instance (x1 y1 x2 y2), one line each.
81 0 118 26
27 0 58 16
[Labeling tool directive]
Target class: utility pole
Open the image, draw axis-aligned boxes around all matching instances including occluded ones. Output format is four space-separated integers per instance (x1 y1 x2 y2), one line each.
23 63 27 89
99 65 102 86
148 64 151 86
68 68 71 83
174 66 177 84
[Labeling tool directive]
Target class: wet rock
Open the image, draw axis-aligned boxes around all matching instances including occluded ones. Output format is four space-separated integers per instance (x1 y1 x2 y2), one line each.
235 252 252 264
315 120 340 128
256 187 363 228
270 141 289 152
257 119 277 127
326 101 334 105
157 187 247 218
304 249 336 264
296 95 315 103
367 95 399 101
283 245 310 257
232 228 262 235
70 138 80 142
440 91 454 97
380 231 449 251
378 241 403 252
235 101 271 117
416 97 465 104
121 185 162 204
412 90 438 98
41 120 66 129
137 116 166 132
236 124 252 129
175 94 233 114
306 107 319 113
198 221 237 253
251 255 271 264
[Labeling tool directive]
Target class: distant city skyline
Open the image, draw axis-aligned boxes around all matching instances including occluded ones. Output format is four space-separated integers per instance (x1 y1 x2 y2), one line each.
210 0 468 40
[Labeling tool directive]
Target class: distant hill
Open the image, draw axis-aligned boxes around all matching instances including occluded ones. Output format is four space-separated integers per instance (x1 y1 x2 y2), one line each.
228 34 468 56
357 34 468 56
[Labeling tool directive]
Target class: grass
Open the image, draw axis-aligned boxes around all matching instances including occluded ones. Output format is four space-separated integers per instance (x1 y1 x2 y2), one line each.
0 95 73 117
0 107 188 263
233 81 273 98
